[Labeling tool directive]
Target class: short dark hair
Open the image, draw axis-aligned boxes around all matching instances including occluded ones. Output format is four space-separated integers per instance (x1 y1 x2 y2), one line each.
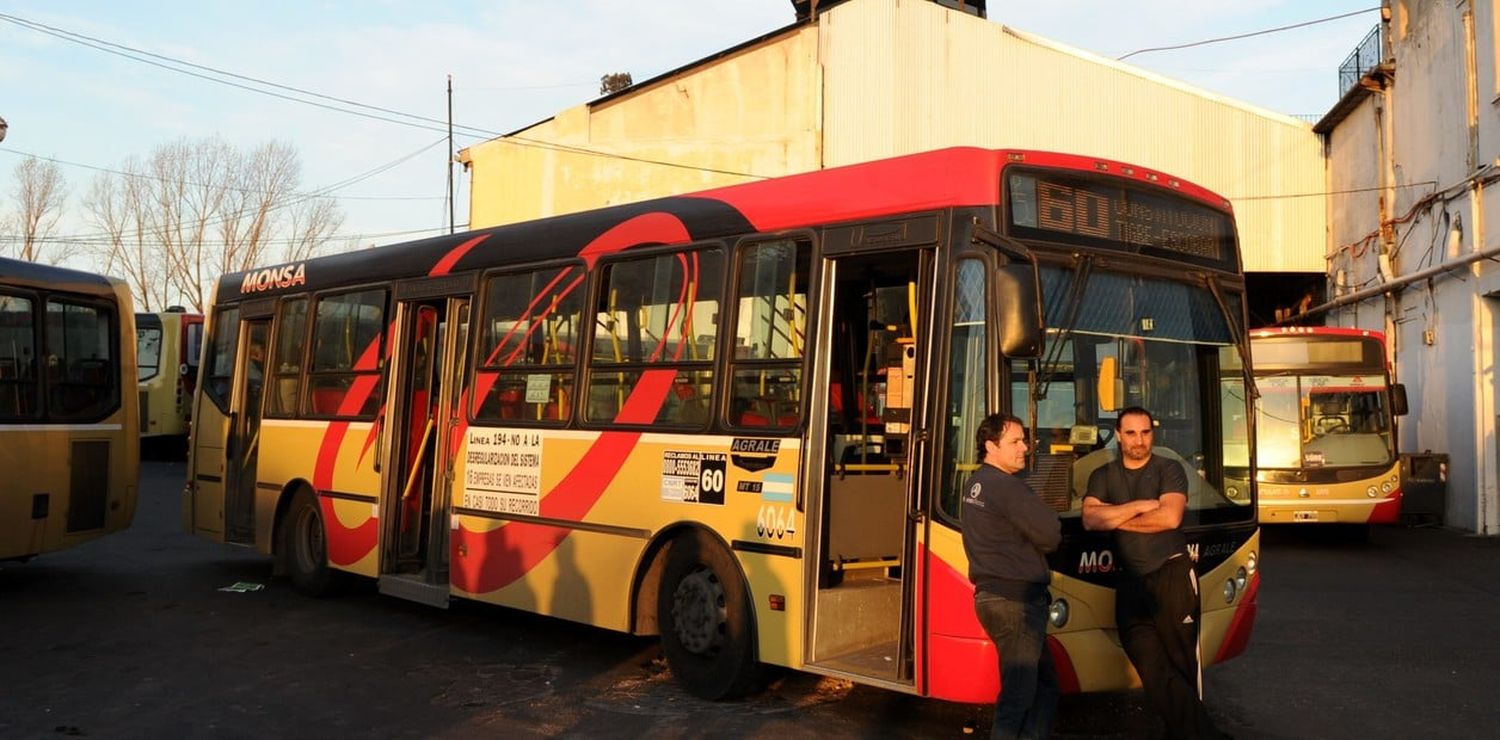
1116 406 1154 430
975 413 1025 460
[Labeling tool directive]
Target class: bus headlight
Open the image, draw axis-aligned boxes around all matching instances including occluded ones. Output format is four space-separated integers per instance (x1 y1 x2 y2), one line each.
1223 579 1238 604
1381 481 1393 493
1235 566 1247 592
1049 598 1070 628
1246 551 1258 575
1366 485 1379 498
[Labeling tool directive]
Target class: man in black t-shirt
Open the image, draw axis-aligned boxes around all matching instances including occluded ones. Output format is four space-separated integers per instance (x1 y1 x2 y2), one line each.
962 413 1061 740
1083 407 1227 740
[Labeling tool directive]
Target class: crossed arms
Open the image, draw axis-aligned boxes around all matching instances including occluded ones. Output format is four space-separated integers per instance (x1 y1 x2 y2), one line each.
1081 492 1187 533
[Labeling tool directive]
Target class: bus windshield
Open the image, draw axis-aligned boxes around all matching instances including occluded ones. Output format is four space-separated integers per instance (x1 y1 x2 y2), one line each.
1012 265 1254 523
1256 374 1395 468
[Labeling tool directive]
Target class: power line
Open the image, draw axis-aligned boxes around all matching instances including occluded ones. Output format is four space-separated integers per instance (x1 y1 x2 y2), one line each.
0 138 447 203
0 137 448 245
1117 7 1381 61
0 11 768 180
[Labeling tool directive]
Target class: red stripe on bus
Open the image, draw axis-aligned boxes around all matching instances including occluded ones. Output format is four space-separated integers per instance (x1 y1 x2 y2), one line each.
319 496 378 567
451 369 677 594
577 213 693 268
1214 572 1259 664
923 545 996 703
430 233 492 276
451 430 640 594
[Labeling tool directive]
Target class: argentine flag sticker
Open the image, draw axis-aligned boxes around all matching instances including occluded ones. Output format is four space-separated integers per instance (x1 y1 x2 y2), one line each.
761 473 795 503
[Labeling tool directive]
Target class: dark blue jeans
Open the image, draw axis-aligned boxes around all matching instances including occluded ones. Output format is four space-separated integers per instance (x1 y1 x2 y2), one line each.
975 590 1058 740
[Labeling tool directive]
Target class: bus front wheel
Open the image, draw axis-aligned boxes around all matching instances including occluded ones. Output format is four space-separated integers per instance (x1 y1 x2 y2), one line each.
656 530 761 700
281 487 337 596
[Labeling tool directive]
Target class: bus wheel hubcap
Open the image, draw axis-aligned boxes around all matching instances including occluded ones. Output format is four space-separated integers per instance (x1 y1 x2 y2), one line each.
672 566 726 656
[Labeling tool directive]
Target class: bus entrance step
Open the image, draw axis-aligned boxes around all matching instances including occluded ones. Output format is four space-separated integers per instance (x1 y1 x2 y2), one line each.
379 574 451 609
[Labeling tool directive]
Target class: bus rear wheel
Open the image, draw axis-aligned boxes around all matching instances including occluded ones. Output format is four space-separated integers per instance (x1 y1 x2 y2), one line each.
281 487 338 596
656 530 761 700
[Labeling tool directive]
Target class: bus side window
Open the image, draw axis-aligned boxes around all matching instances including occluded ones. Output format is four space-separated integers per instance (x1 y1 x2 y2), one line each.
0 293 39 418
45 299 116 420
585 248 723 427
306 289 386 418
726 239 808 431
472 264 584 426
267 297 308 417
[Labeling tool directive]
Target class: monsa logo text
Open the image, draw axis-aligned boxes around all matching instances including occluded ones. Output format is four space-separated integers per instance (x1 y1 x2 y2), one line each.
240 263 307 294
1078 549 1115 574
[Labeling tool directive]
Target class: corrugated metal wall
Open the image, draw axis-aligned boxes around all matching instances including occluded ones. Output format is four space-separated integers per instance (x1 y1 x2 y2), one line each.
818 0 1326 272
464 0 1326 274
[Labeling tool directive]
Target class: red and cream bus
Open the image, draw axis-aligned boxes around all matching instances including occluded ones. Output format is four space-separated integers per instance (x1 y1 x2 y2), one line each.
184 147 1258 701
1248 326 1406 531
2 257 139 561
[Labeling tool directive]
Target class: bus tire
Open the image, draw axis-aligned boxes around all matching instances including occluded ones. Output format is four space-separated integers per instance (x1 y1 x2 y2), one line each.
656 530 761 700
281 487 338 597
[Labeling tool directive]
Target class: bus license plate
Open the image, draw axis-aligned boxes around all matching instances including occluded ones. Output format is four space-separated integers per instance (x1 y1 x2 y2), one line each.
1293 510 1319 522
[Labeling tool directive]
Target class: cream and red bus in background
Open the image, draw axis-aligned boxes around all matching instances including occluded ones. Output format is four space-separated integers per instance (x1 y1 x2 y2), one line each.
1248 326 1406 534
1 257 139 561
184 147 1259 701
136 307 204 441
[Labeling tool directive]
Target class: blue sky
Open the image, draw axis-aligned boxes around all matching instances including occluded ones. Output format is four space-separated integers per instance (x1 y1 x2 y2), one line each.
1 0 1382 261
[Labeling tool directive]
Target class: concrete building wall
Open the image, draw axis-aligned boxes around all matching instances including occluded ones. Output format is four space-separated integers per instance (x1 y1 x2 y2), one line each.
461 0 1326 275
462 26 823 227
1327 0 1500 532
1325 94 1387 331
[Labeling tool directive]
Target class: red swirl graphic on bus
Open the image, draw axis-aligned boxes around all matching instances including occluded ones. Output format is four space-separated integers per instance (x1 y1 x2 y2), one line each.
310 215 691 575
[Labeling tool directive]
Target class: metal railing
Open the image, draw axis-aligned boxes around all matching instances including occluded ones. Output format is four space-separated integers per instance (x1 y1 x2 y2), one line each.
1339 24 1385 98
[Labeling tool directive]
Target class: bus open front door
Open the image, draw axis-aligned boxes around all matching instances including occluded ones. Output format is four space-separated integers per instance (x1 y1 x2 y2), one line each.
378 294 469 608
223 317 268 545
805 245 932 691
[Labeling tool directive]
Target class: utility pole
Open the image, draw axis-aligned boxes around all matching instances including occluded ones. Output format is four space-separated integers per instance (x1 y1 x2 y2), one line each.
447 75 455 235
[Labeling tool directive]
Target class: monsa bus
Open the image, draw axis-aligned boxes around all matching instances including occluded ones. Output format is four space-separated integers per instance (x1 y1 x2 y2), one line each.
1248 326 1407 530
2 257 139 561
185 147 1258 701
136 307 204 439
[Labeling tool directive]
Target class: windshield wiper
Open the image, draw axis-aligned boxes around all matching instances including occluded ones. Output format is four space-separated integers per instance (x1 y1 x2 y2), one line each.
1203 273 1259 401
1036 254 1093 402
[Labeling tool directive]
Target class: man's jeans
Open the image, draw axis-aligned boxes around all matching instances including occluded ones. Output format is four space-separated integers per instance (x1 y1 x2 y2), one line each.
975 590 1059 740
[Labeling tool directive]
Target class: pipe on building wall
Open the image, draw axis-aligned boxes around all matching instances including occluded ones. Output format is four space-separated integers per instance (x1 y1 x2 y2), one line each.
1284 235 1500 324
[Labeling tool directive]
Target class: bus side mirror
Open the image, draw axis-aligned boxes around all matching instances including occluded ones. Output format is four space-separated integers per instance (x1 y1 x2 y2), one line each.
995 262 1043 358
1391 383 1409 416
975 225 1044 358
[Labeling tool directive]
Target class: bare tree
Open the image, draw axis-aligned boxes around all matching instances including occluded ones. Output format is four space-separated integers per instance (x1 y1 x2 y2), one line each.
86 166 170 312
83 137 343 312
6 155 70 263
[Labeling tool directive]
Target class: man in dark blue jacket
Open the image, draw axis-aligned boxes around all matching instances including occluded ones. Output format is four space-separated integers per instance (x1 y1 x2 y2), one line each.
962 413 1063 740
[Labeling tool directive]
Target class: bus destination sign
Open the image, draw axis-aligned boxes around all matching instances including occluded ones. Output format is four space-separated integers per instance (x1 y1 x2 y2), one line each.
1005 171 1233 268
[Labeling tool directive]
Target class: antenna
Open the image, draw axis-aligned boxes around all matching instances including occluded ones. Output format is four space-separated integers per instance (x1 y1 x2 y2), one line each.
446 74 455 235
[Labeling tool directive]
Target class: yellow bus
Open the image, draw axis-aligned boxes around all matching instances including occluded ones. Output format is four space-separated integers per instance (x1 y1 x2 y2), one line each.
2 257 139 561
1249 326 1407 531
185 147 1259 701
136 308 204 439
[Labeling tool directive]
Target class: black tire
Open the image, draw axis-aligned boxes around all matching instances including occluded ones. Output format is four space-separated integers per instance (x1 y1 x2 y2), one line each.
656 529 761 700
280 487 338 596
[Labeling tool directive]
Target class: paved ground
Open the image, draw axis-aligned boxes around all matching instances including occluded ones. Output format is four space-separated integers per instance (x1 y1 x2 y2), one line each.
2 459 1498 739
